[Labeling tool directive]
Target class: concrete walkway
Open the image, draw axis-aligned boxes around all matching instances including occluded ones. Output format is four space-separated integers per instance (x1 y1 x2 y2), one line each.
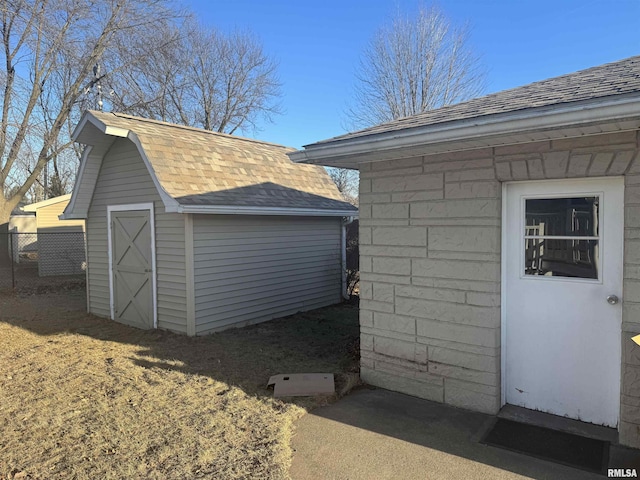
290 388 616 480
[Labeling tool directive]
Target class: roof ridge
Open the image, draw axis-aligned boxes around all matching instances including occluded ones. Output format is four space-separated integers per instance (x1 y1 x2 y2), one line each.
90 111 295 151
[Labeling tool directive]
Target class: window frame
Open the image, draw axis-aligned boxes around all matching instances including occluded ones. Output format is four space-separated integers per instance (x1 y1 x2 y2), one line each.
519 191 604 284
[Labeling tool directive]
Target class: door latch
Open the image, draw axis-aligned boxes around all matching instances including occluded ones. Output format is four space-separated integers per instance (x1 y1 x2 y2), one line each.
607 295 619 305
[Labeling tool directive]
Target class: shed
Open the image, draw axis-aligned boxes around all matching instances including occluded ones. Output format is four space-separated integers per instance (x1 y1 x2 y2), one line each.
8 210 35 234
290 56 640 448
4 206 35 264
21 194 84 231
63 111 357 336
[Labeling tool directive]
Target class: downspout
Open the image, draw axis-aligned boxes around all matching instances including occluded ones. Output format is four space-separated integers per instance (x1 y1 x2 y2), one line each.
341 216 355 300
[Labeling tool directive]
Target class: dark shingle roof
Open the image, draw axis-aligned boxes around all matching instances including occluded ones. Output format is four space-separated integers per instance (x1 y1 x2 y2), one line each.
309 55 640 146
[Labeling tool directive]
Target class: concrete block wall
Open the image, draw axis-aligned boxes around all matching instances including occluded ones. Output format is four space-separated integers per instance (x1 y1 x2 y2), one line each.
359 149 503 414
621 131 640 448
358 131 640 445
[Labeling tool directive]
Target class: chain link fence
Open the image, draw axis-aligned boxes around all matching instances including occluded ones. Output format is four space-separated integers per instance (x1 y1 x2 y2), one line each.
0 232 86 293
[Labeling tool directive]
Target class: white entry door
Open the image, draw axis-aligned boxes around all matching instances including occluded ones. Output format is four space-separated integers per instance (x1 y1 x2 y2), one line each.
504 177 623 427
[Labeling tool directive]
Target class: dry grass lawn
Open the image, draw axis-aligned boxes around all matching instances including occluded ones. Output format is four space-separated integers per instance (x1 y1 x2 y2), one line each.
0 291 359 479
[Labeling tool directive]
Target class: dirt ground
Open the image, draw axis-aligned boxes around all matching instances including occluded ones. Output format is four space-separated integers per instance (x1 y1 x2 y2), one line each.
0 292 359 479
0 265 85 294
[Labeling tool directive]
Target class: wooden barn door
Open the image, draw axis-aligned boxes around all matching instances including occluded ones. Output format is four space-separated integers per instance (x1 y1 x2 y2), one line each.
109 208 155 329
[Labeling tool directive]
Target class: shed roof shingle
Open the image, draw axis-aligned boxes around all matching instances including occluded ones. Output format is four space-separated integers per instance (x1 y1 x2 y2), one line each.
86 111 356 212
309 55 640 146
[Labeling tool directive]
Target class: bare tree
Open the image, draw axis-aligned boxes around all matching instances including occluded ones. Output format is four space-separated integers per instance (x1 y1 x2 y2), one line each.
0 0 178 223
104 21 189 124
327 167 358 206
347 5 485 128
110 20 282 135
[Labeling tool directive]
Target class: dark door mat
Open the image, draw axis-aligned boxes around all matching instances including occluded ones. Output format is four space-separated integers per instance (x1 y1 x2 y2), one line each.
481 418 609 474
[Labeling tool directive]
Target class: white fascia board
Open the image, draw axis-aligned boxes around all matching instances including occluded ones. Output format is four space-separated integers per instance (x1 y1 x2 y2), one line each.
67 117 180 217
172 203 359 217
71 112 129 143
71 114 93 141
104 125 130 138
60 145 93 220
290 94 640 165
72 112 130 142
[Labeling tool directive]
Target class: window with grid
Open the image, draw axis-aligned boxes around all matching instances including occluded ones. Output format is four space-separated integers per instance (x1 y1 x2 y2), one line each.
524 196 599 279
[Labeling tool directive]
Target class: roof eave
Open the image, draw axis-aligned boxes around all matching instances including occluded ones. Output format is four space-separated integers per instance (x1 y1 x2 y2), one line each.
290 93 640 166
65 112 181 218
72 111 129 143
169 203 358 217
22 193 72 211
59 212 86 220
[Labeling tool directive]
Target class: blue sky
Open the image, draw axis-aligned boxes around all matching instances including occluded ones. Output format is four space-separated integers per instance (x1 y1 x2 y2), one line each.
187 0 640 149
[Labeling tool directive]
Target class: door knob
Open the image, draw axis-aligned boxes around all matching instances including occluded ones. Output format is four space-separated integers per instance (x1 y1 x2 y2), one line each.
607 295 619 305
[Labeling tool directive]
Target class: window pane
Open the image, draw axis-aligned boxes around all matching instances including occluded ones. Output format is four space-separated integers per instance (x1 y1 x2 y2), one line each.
524 239 598 279
525 197 599 237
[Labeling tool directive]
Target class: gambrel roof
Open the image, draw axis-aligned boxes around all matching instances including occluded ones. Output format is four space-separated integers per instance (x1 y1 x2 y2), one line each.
64 111 357 218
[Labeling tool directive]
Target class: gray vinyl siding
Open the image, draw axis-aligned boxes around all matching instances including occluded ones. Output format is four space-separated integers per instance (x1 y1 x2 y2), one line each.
74 132 115 218
193 215 342 334
86 138 187 333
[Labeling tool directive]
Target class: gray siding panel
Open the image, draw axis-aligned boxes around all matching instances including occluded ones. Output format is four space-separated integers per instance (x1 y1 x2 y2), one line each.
72 135 116 218
86 138 187 333
193 215 342 334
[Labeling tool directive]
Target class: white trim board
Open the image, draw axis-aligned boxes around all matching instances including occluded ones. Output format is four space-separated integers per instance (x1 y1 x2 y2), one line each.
290 93 640 166
107 202 158 329
184 214 196 336
85 229 90 314
171 203 358 217
500 182 508 407
61 145 96 220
